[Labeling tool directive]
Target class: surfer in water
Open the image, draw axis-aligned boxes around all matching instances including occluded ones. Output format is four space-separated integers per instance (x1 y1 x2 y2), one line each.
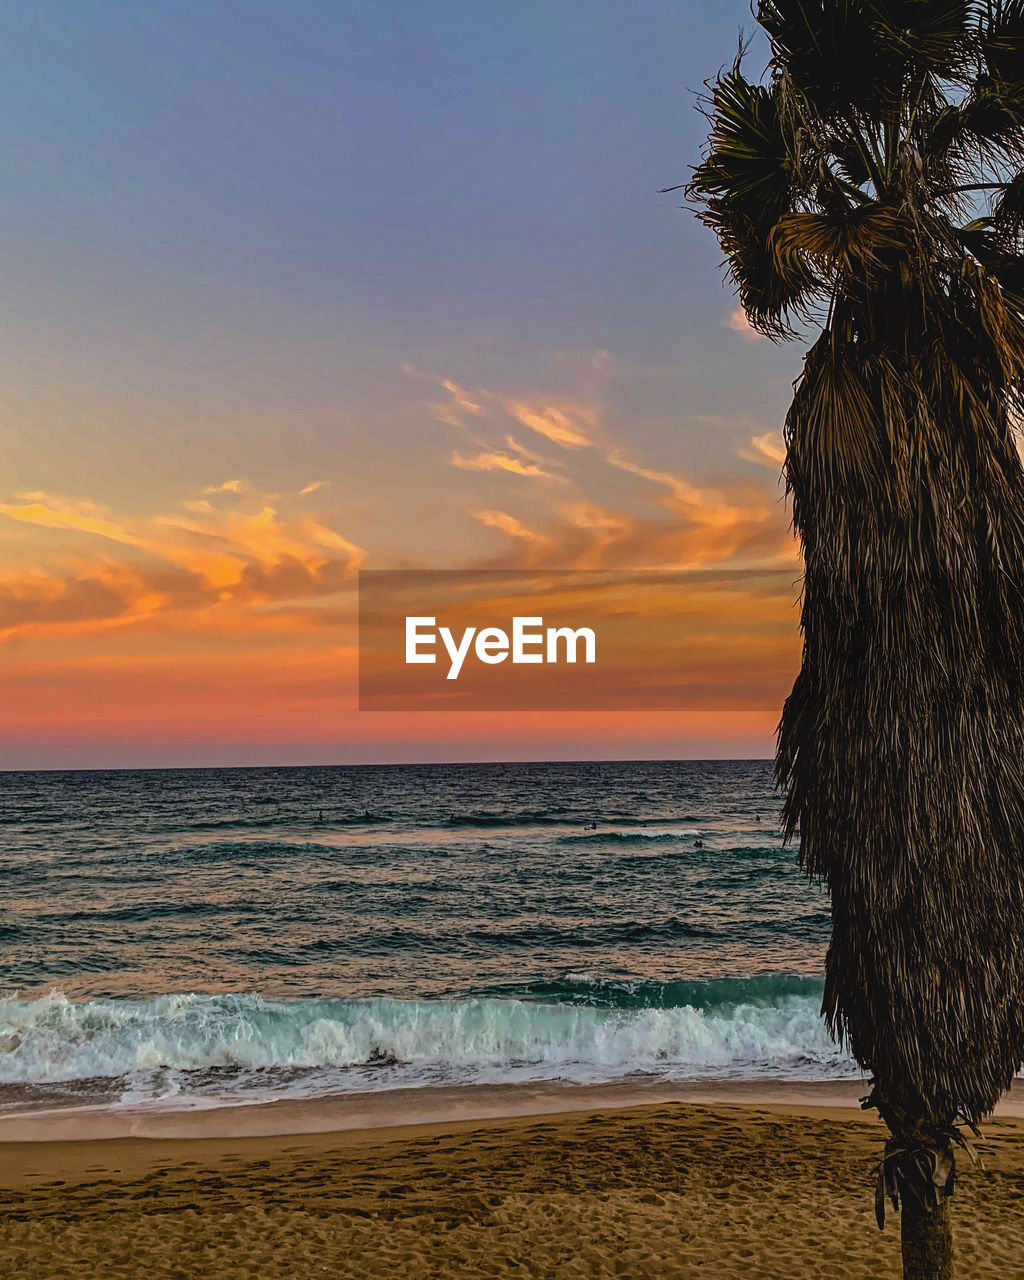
694 837 704 849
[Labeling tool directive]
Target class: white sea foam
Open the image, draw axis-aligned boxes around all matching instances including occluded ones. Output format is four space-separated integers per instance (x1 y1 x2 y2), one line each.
0 988 855 1109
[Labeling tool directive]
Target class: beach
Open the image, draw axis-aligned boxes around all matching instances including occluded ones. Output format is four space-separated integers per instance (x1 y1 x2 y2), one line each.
7 762 1017 1277
3 1098 1024 1280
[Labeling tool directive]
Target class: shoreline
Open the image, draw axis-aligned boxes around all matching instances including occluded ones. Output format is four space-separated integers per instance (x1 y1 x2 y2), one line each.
2 1096 1023 1279
0 1075 874 1143
3 1075 1024 1145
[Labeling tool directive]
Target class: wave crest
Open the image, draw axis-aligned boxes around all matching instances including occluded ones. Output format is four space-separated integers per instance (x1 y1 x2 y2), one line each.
0 982 853 1108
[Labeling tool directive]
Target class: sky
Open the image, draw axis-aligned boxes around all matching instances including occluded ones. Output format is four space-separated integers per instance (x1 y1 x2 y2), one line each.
0 0 807 769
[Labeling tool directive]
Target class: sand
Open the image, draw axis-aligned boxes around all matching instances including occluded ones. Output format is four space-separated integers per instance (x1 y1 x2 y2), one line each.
1 1100 1023 1279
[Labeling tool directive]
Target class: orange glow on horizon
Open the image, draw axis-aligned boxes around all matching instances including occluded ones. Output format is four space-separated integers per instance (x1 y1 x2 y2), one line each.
0 362 800 767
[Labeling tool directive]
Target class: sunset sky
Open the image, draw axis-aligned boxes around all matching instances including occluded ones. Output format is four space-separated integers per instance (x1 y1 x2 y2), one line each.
0 1 805 769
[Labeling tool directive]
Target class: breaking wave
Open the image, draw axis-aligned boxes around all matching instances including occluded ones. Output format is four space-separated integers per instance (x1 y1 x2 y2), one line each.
0 978 853 1110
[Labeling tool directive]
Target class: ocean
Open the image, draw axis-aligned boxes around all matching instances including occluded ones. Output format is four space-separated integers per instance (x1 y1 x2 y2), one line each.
0 760 855 1119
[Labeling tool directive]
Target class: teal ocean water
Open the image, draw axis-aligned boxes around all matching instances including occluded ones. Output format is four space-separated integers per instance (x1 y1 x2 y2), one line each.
0 761 853 1114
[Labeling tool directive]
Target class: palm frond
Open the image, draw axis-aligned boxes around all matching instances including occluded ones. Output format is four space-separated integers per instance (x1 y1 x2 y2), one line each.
979 0 1024 85
689 68 822 335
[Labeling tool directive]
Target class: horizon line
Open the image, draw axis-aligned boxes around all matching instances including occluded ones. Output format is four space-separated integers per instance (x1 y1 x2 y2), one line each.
0 755 776 776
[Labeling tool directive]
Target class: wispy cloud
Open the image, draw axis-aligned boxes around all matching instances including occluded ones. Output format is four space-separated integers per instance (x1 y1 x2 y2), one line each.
450 440 567 483
412 360 792 572
416 366 599 453
739 431 787 470
0 494 151 552
503 400 595 449
472 509 555 565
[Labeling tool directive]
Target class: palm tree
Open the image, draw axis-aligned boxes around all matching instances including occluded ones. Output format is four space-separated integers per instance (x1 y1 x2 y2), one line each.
686 4 1024 1278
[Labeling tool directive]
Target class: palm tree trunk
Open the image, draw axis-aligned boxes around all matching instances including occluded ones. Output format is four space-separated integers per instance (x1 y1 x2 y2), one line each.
901 1198 954 1280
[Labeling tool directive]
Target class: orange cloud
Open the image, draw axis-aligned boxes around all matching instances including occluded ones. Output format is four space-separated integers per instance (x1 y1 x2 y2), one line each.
471 497 793 572
0 495 150 552
472 509 555 565
418 366 598 452
0 484 364 640
739 431 787 469
503 400 594 449
451 448 565 482
602 449 784 560
408 371 489 429
560 503 634 568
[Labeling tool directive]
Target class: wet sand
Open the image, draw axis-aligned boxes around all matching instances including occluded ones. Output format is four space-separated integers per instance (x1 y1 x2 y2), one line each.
2 1099 1024 1279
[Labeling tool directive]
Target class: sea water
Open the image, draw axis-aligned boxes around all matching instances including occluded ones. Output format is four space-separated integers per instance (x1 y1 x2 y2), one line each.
0 760 854 1115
